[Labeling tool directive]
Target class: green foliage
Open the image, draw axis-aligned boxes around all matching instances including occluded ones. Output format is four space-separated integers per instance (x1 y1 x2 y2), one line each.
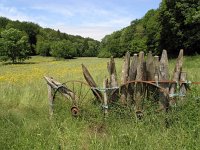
98 9 160 57
99 0 200 57
159 0 200 55
0 17 100 59
50 40 76 59
0 28 30 63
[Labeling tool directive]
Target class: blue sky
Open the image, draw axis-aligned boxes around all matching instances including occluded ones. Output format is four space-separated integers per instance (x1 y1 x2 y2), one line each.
0 0 161 41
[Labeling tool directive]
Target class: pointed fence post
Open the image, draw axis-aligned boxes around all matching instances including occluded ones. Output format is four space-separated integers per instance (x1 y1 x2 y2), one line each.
129 54 138 81
169 49 184 105
120 51 130 104
82 64 103 102
135 51 145 116
107 56 118 88
107 57 118 102
128 53 138 105
146 51 155 100
158 50 170 111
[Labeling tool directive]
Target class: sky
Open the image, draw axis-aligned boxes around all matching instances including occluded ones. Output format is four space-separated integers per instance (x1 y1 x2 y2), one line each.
0 0 161 41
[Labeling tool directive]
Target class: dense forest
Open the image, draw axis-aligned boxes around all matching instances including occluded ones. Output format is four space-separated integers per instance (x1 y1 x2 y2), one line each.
98 0 200 57
0 0 200 62
0 17 100 62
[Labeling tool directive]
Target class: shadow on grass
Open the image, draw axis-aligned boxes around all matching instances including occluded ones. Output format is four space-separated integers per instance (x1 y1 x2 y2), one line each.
2 62 38 65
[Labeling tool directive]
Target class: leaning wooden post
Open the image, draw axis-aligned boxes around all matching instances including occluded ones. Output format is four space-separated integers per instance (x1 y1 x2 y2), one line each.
82 64 103 102
47 84 54 116
158 50 170 112
169 49 183 105
120 51 130 104
135 51 145 117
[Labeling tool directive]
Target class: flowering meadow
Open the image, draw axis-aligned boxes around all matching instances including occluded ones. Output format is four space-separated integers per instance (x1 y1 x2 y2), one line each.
0 56 200 149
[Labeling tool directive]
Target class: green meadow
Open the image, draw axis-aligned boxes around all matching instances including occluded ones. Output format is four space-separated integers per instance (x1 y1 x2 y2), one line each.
0 56 200 150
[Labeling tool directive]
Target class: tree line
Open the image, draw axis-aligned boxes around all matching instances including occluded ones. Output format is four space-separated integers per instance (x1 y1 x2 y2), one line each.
98 0 200 57
0 17 100 63
0 0 199 63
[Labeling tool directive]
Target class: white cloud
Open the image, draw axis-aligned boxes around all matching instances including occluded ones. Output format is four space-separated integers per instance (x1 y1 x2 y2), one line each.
0 4 30 21
51 25 119 41
0 0 159 40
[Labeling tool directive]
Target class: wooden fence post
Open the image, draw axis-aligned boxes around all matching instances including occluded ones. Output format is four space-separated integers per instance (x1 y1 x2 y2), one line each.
82 64 103 102
135 51 145 116
158 50 169 111
120 51 130 104
129 54 138 81
107 56 118 102
127 53 138 105
169 49 183 105
146 51 155 100
107 56 118 88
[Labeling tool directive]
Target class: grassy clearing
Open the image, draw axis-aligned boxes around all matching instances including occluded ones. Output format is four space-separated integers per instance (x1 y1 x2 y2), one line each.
0 56 200 150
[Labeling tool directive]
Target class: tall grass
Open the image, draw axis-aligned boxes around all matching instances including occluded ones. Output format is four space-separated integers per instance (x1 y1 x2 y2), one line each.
0 56 200 149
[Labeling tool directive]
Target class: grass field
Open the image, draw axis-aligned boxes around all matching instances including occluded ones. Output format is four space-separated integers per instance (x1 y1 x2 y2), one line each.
0 56 200 150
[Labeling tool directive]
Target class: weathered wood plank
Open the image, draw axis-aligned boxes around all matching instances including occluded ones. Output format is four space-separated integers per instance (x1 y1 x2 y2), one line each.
44 76 77 105
129 54 138 81
169 49 184 105
82 64 103 102
107 56 118 88
107 57 118 102
158 50 169 111
146 51 155 101
135 51 145 114
146 51 155 81
120 51 130 104
127 54 138 105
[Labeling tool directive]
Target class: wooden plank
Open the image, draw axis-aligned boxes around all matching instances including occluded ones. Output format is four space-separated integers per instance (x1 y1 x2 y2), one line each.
44 76 77 105
127 53 138 105
120 51 130 104
129 54 138 81
121 51 130 84
146 51 155 81
135 51 145 114
169 49 184 105
107 56 118 102
107 56 118 88
82 64 103 102
158 50 169 111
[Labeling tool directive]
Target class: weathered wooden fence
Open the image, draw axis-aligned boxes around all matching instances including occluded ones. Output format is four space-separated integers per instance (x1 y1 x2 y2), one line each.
45 49 189 118
82 49 187 116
